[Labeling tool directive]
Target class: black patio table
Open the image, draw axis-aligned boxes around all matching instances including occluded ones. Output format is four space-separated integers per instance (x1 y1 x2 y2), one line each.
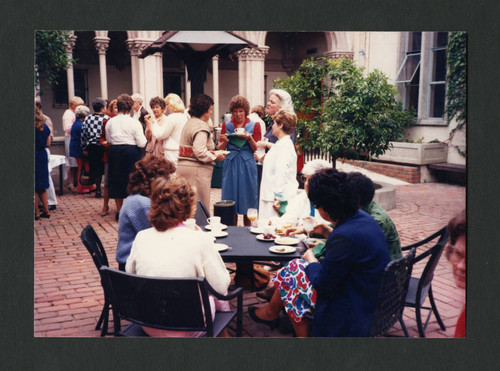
213 226 303 263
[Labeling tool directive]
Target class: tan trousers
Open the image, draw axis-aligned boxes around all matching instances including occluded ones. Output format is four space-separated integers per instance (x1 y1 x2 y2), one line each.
177 160 214 210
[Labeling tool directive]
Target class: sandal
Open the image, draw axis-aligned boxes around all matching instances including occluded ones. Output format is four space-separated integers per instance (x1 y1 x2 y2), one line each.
40 212 51 219
100 207 109 217
95 190 102 199
35 214 40 220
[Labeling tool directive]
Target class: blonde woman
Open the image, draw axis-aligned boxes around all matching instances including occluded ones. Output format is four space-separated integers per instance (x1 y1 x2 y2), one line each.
146 93 188 167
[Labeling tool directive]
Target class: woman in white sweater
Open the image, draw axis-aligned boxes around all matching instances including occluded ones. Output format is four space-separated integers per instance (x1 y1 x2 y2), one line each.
126 175 231 337
256 109 299 220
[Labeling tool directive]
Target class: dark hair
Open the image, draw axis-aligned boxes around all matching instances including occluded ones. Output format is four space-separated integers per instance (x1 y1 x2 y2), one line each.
229 95 250 117
149 176 196 231
447 209 466 246
272 109 297 134
149 96 166 110
188 94 214 118
307 168 358 223
127 155 176 196
92 97 107 113
35 106 45 131
347 172 375 208
116 94 134 113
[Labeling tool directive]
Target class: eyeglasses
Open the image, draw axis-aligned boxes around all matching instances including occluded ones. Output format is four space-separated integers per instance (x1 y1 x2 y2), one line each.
445 245 465 264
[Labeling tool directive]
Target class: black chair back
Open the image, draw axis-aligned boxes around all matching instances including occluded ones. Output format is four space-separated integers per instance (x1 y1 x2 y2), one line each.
81 224 109 269
80 224 113 336
194 200 210 227
100 267 218 336
370 248 416 337
400 226 449 337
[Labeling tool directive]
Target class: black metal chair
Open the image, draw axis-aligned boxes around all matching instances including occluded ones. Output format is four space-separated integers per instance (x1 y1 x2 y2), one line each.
100 266 244 337
370 247 416 337
401 226 449 337
80 224 115 336
194 200 210 227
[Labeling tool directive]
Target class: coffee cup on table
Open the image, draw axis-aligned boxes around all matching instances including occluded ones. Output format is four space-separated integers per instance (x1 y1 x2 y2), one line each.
208 216 221 227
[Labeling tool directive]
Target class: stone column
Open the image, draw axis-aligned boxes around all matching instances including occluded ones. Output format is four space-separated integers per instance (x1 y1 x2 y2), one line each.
65 33 77 100
94 35 110 99
212 55 219 125
126 40 140 95
236 46 269 107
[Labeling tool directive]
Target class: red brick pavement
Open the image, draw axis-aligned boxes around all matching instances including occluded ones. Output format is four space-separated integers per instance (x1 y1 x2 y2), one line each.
34 182 465 338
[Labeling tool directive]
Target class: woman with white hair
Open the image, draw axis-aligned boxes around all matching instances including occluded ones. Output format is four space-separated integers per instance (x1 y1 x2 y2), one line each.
62 96 84 189
280 159 332 226
145 93 188 167
69 105 96 194
257 89 297 149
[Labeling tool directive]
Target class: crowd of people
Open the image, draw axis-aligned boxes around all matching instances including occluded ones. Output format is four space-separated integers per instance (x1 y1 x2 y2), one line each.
34 89 465 338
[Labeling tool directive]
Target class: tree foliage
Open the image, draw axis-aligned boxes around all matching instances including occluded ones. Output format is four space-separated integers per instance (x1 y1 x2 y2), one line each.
274 57 415 160
445 32 466 157
35 31 75 87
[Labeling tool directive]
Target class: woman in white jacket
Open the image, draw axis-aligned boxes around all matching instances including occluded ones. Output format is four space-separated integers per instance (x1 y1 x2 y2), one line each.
257 109 298 220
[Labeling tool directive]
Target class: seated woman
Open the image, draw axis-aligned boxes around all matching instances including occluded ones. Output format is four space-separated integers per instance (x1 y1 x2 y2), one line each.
116 155 176 271
249 169 390 337
125 175 231 337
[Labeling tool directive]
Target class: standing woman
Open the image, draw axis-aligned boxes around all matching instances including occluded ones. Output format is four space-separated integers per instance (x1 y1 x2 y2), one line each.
99 99 117 216
257 109 298 220
146 93 188 167
105 94 147 220
218 95 261 226
35 105 52 220
69 105 95 194
144 96 167 158
177 94 227 209
62 96 84 189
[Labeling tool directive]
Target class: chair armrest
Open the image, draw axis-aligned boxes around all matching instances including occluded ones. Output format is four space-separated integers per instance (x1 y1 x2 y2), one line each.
401 227 447 251
205 281 243 301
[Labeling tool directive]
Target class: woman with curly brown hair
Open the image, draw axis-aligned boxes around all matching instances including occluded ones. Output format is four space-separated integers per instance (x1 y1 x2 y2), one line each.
218 95 261 226
125 175 231 337
115 155 176 271
144 96 167 158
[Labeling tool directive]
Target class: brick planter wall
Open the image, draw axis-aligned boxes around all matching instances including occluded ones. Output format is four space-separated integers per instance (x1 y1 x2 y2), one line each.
345 160 421 184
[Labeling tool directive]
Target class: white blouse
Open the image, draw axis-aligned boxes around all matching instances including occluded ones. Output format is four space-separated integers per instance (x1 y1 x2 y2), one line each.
105 113 147 147
260 134 298 202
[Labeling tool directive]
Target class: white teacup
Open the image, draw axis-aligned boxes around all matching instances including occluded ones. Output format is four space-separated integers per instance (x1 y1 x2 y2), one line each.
207 216 221 227
184 218 196 230
235 128 245 135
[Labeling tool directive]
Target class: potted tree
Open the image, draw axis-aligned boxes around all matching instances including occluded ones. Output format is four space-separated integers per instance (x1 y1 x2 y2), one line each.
275 57 415 166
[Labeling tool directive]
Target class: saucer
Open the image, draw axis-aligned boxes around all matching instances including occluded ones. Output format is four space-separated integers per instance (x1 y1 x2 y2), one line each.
210 231 228 238
214 243 229 252
205 224 227 231
269 246 297 254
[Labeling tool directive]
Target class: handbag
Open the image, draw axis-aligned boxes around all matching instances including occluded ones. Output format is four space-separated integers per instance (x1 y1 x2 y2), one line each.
234 263 271 291
79 156 95 186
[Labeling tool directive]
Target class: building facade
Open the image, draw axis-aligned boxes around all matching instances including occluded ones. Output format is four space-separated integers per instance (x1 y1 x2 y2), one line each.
37 30 465 166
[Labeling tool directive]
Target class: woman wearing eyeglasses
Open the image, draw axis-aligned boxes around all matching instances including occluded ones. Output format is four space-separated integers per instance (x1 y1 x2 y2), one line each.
445 209 466 337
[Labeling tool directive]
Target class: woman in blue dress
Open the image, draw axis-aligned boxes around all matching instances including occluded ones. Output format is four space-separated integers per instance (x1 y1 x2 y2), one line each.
218 95 262 226
35 105 52 219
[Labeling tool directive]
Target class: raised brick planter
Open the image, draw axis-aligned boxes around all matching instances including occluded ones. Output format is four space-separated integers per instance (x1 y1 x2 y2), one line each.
346 159 421 184
375 142 448 165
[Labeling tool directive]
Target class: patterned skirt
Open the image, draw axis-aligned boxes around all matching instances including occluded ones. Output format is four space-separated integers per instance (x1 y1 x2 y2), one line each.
272 258 317 323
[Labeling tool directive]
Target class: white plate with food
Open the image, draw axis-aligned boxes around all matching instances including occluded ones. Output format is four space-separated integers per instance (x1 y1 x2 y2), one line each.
210 231 228 238
214 243 229 252
274 236 300 245
256 233 276 241
205 224 227 231
269 245 297 254
214 150 230 156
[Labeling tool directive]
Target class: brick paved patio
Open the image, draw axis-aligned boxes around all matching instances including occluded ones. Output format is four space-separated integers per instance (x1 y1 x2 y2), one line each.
34 181 465 338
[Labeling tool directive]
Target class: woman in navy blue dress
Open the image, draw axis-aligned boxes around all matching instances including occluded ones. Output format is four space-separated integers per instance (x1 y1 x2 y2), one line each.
35 105 52 219
218 95 261 226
